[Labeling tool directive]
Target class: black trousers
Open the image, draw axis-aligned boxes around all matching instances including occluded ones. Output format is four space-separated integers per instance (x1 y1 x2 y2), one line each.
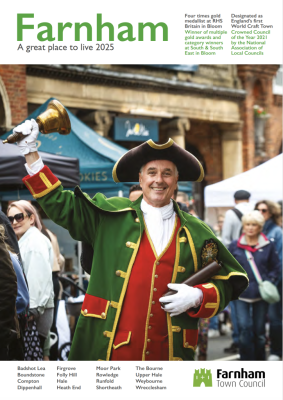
0 346 8 360
49 272 60 360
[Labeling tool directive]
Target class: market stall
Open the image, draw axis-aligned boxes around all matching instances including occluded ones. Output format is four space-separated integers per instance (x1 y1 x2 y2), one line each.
204 154 282 226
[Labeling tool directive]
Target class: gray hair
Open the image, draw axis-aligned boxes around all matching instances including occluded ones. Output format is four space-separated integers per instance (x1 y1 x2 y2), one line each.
140 163 179 176
242 210 265 229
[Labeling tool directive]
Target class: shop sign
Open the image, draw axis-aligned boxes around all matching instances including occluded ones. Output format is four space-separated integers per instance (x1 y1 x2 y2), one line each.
80 171 108 182
114 117 158 142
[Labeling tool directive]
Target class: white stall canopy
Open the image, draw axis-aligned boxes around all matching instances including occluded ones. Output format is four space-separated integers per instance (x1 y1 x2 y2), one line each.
205 154 282 208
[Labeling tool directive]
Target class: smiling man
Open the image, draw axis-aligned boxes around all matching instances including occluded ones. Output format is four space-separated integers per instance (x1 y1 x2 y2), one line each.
139 160 178 207
13 119 248 361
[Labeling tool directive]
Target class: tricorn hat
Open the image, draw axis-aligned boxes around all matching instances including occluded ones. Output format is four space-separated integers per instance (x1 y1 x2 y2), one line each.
112 138 204 182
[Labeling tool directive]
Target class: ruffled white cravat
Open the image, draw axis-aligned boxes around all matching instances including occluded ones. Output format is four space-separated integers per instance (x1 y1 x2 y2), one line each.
141 199 176 256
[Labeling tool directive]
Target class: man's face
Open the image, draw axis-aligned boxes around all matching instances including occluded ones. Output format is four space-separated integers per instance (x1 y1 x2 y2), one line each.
139 160 178 208
176 194 189 207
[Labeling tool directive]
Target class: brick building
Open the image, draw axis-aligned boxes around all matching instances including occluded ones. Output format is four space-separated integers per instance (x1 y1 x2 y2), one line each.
237 65 282 170
0 64 281 216
0 65 28 131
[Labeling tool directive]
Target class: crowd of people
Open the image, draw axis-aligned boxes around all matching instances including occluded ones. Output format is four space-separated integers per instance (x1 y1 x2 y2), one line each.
0 120 281 362
0 185 281 362
207 192 282 361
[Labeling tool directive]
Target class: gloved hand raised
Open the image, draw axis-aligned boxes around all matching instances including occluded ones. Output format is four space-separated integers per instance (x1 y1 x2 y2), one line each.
14 119 39 155
159 284 203 317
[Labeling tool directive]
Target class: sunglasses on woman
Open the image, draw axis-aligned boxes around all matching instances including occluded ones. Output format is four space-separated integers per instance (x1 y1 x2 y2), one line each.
256 208 268 213
8 213 28 223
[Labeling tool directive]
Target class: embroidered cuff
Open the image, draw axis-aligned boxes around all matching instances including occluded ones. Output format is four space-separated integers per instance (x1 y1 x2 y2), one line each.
187 283 220 318
22 165 61 199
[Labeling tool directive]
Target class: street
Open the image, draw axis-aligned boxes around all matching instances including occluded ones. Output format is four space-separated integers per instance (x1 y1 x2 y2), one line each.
206 332 240 361
206 331 272 361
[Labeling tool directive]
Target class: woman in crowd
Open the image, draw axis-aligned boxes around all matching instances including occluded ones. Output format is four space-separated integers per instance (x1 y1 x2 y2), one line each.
255 200 282 260
38 213 65 360
0 210 23 265
0 224 29 360
228 210 280 360
0 229 19 360
7 200 54 360
255 200 282 361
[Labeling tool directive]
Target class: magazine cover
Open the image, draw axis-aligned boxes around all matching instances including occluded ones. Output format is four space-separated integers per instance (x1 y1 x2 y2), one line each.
0 0 282 399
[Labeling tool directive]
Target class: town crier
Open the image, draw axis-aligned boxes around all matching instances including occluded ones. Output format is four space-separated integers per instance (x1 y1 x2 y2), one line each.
14 119 248 361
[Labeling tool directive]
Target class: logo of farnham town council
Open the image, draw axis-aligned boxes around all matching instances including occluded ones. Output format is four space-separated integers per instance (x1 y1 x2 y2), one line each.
193 369 213 387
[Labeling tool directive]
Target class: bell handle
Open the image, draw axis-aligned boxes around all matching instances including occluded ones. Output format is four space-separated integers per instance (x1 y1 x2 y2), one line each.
2 131 26 144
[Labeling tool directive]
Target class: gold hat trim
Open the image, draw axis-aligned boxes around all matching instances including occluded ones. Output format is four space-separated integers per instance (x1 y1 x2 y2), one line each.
112 137 204 183
147 138 174 149
196 161 204 182
112 153 124 183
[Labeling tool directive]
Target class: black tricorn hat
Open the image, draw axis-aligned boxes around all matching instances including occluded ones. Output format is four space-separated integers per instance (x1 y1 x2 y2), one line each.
112 138 204 183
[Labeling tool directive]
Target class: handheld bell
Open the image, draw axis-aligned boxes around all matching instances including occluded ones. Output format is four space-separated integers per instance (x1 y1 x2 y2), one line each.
3 99 71 144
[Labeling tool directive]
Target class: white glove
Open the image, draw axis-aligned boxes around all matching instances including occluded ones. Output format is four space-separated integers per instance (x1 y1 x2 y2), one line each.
14 119 39 155
159 284 203 317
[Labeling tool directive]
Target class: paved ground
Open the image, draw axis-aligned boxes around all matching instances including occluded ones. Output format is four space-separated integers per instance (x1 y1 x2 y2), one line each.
206 331 239 361
205 330 273 361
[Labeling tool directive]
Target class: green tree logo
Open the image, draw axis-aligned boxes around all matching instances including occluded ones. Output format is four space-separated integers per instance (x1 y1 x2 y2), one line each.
193 368 213 387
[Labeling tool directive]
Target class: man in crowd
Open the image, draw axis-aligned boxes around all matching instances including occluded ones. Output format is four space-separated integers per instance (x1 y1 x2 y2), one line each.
172 187 189 213
129 184 143 202
13 119 248 361
221 189 254 354
222 190 254 247
176 191 189 208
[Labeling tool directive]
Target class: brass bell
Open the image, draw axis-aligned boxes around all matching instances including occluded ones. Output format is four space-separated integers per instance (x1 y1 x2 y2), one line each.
3 99 71 144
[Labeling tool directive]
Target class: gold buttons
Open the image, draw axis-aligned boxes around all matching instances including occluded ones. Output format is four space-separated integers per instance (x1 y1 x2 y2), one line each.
180 267 186 273
146 351 150 355
126 241 131 247
148 326 152 329
83 309 88 315
101 312 106 319
152 301 155 305
175 327 181 333
153 288 157 292
135 218 140 223
116 270 121 277
150 314 153 317
147 339 151 342
103 331 107 337
156 261 160 265
155 275 158 278
184 342 189 348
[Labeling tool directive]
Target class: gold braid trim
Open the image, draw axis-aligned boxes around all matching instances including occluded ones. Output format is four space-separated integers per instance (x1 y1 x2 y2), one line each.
147 138 174 149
